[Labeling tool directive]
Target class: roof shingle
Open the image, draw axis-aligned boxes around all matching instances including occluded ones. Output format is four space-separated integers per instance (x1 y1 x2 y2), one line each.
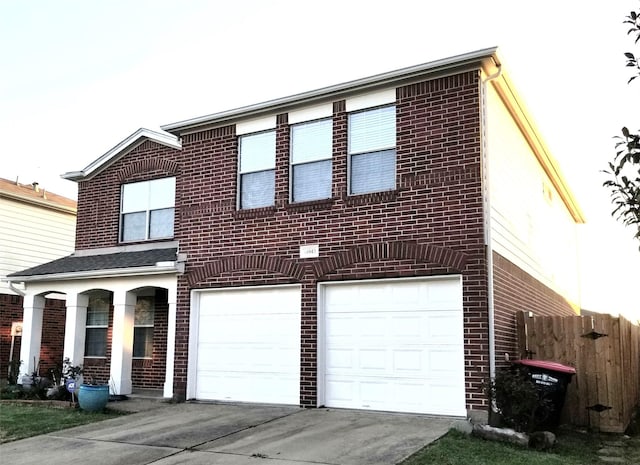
8 248 177 278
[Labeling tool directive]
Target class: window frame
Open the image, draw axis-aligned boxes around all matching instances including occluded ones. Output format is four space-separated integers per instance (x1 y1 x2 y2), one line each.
347 105 397 196
84 292 111 358
289 117 333 203
238 129 277 210
120 177 176 243
133 296 155 359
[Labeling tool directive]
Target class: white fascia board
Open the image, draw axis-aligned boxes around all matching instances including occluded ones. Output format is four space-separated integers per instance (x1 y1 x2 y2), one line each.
0 191 77 215
6 265 179 283
61 128 182 182
162 47 499 134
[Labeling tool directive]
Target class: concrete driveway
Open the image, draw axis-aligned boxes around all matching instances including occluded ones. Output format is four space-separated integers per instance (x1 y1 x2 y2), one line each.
0 402 454 465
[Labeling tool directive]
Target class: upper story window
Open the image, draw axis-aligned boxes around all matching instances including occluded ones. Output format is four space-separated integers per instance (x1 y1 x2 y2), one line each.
290 118 332 202
84 291 110 357
121 177 175 242
238 130 276 209
348 105 396 195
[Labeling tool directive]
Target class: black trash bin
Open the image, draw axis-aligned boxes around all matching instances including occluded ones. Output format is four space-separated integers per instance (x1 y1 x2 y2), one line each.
513 359 576 430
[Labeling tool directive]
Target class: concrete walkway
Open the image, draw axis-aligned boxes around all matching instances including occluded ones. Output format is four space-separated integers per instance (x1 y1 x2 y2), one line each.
1 401 454 465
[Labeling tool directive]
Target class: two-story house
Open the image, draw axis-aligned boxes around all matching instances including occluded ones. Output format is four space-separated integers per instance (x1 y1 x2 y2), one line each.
0 178 76 378
7 48 584 421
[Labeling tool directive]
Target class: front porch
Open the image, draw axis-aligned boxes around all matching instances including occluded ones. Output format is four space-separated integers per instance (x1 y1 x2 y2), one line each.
16 274 177 398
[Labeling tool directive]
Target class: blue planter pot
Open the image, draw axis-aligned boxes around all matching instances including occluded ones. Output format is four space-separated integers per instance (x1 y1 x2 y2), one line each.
78 384 109 412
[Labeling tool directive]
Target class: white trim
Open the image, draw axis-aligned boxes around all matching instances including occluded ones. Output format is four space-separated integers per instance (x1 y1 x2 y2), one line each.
345 88 396 112
164 286 177 398
187 283 302 401
288 103 333 125
162 47 499 133
8 265 179 283
62 128 181 182
72 241 179 257
235 115 277 135
317 275 463 409
186 290 200 400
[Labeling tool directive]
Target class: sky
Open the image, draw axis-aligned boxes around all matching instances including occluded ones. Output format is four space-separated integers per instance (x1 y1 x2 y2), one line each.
1 0 638 320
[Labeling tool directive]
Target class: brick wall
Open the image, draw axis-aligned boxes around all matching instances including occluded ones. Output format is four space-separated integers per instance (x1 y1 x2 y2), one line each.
492 251 577 367
75 70 490 411
0 294 66 379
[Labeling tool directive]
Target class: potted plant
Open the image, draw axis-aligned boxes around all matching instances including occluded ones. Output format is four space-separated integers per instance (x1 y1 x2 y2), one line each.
77 376 110 412
62 358 110 412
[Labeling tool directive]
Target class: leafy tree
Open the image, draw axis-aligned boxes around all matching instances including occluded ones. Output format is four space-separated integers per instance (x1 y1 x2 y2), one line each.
603 7 640 246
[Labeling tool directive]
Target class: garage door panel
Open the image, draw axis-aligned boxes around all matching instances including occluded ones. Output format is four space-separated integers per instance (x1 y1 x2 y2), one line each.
359 349 387 370
201 314 298 341
198 345 298 372
323 278 465 416
326 375 465 415
393 349 424 372
195 286 300 405
429 348 465 373
197 371 299 404
427 313 463 339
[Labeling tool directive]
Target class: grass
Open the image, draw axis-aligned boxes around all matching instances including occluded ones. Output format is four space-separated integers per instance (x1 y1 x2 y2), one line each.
400 428 640 465
0 402 125 443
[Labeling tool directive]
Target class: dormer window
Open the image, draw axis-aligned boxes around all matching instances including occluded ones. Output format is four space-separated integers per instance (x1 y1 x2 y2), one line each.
120 177 175 242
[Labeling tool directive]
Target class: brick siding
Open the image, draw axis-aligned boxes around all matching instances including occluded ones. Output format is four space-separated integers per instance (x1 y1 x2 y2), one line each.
75 70 491 411
0 294 66 379
492 251 577 368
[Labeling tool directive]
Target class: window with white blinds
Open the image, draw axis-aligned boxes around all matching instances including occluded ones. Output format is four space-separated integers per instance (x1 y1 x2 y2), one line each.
239 130 276 209
290 118 332 202
348 105 396 195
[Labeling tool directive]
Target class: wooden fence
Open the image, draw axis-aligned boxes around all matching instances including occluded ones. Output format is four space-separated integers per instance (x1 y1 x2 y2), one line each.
516 311 640 433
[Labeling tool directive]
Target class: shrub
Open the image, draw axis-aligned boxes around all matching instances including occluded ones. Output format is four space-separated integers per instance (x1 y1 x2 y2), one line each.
487 366 553 433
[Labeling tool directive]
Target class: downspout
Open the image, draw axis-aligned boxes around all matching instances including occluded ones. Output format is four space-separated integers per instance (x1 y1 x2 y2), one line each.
7 280 26 297
481 60 502 381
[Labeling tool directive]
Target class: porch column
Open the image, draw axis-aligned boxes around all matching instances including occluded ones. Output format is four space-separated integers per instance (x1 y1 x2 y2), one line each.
164 286 177 398
110 290 136 395
18 294 45 384
63 293 88 366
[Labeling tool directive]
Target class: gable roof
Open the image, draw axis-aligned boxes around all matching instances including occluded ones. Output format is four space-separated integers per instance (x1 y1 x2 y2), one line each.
0 177 77 214
61 128 181 182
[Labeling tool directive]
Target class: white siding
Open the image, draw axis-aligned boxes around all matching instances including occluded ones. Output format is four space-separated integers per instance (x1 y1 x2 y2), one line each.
485 83 580 306
0 197 76 293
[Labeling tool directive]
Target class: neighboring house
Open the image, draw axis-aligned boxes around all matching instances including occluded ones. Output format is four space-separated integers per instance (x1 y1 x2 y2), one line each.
7 47 585 420
0 178 77 378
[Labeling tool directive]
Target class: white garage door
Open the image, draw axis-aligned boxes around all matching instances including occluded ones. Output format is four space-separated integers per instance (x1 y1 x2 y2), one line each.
193 285 300 405
321 277 465 416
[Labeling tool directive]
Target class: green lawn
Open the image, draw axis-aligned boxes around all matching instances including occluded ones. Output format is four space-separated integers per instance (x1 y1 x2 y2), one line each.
0 402 124 443
400 429 640 465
